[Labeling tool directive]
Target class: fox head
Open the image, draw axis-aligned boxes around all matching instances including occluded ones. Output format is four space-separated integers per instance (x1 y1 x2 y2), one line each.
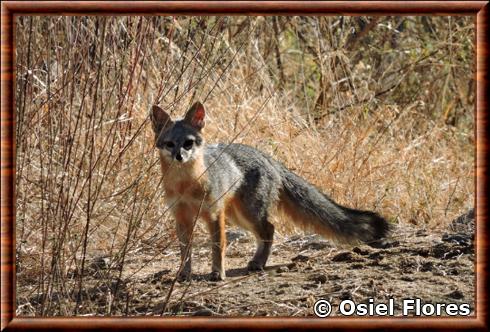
150 102 206 164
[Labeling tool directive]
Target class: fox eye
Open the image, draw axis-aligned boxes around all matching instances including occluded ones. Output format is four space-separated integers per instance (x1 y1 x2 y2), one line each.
164 141 175 149
183 139 194 150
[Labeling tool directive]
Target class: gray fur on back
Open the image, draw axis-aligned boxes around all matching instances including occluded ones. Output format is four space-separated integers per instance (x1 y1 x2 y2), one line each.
203 143 389 243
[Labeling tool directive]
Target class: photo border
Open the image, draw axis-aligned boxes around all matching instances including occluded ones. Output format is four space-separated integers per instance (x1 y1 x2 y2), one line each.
1 1 488 330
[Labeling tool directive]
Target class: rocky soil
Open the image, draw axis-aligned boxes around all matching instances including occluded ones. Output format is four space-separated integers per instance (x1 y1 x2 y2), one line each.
17 210 475 317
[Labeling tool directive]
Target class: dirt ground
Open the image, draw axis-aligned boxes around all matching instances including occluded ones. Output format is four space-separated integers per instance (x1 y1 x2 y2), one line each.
17 210 475 317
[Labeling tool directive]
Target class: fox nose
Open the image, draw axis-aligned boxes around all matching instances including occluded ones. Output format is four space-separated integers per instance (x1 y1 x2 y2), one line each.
175 154 183 162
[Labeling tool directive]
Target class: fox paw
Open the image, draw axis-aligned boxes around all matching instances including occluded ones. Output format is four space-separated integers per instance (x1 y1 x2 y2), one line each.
209 271 225 281
177 270 192 282
247 261 265 272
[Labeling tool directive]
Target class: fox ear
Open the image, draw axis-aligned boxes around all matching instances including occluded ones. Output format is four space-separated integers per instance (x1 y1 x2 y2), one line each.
184 102 205 130
150 105 173 134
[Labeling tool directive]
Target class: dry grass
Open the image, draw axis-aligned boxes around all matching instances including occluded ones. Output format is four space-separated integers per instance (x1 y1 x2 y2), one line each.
14 16 474 316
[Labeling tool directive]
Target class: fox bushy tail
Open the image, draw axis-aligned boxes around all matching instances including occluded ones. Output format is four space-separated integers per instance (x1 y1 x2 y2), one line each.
280 170 390 244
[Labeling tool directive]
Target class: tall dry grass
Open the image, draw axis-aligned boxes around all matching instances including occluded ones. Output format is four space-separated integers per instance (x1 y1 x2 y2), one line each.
14 16 474 316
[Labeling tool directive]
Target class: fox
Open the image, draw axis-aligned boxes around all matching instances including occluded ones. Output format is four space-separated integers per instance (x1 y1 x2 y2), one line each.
150 101 390 281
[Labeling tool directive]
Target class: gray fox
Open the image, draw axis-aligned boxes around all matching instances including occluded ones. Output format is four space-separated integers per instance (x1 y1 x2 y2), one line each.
150 102 390 281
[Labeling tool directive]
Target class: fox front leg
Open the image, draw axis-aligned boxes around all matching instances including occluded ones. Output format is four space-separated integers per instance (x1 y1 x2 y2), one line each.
207 211 227 281
175 207 194 281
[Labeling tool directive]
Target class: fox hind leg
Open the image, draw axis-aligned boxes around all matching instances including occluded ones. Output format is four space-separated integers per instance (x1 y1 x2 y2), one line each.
247 219 275 271
231 184 278 272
